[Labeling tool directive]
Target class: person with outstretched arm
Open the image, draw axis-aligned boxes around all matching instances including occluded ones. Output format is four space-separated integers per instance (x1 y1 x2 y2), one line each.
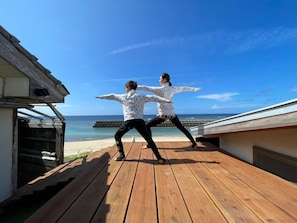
96 80 171 164
138 72 201 149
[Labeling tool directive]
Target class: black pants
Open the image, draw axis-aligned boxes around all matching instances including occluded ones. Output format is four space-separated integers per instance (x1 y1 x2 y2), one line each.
146 115 196 146
114 119 162 160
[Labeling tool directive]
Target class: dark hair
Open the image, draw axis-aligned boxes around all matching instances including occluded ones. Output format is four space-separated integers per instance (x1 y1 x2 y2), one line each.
161 72 172 86
125 80 137 90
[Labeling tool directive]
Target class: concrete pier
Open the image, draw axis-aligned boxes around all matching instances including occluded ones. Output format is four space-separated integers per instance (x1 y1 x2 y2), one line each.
93 119 213 128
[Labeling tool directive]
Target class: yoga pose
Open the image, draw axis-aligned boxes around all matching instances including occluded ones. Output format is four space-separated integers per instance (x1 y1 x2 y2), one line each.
96 80 171 164
138 73 201 148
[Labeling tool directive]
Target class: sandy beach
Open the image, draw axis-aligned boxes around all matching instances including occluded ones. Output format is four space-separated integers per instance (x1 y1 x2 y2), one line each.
64 135 190 156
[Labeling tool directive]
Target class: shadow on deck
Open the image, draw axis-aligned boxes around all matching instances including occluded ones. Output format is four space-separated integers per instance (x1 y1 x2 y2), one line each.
1 141 297 222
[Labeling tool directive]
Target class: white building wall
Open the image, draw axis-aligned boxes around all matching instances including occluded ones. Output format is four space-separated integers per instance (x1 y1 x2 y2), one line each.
4 77 29 97
220 128 297 164
220 132 254 163
0 108 14 202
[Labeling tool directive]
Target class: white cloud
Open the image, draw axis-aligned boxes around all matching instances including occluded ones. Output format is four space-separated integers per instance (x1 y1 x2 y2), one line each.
197 93 239 102
211 103 256 110
107 37 180 56
100 75 158 82
106 26 297 57
108 42 156 55
224 27 297 54
211 104 220 109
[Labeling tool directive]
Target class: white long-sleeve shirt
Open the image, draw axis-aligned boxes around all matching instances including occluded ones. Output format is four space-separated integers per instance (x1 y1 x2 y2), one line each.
96 90 171 121
138 83 200 116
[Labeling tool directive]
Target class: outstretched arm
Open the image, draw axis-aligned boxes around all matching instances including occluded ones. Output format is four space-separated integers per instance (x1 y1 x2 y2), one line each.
145 95 171 103
96 94 123 102
173 86 201 94
137 85 163 95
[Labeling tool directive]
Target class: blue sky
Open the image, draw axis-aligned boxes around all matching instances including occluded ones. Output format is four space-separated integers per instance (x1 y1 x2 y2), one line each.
1 0 297 116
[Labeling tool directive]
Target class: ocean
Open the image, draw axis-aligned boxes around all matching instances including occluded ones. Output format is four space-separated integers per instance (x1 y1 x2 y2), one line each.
64 114 235 142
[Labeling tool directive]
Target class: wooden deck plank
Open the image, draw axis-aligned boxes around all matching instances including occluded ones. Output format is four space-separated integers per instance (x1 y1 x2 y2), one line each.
205 143 297 198
9 152 99 202
56 146 127 222
7 162 71 201
24 146 118 223
178 143 262 222
162 142 228 223
90 142 141 222
155 145 193 222
13 141 297 223
195 143 297 222
203 143 297 220
125 144 158 223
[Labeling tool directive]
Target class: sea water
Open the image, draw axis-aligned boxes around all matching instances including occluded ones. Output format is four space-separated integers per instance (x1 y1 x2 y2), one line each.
64 114 235 142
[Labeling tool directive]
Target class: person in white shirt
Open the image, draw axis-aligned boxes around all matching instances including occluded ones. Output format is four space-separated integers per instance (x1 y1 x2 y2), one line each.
96 80 171 164
138 73 201 149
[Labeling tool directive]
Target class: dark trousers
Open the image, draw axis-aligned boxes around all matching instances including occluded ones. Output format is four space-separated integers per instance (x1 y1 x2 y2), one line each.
114 119 162 160
146 115 196 145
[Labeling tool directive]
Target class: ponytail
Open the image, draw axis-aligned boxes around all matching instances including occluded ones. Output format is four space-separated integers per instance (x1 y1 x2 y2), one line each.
161 72 172 86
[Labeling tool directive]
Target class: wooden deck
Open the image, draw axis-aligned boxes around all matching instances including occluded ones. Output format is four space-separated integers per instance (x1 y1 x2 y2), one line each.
6 141 297 222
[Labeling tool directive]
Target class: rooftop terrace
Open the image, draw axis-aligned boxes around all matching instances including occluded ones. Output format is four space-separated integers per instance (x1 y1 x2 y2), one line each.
1 141 296 222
